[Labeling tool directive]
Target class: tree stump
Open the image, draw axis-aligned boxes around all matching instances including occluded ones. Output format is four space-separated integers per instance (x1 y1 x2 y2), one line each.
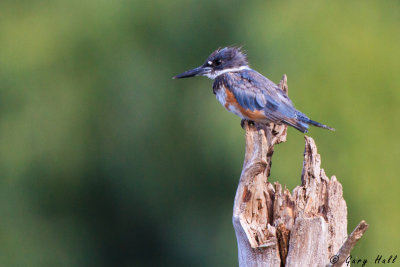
232 75 368 267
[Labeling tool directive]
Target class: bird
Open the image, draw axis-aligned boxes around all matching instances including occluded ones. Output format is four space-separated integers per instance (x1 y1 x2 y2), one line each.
173 46 334 133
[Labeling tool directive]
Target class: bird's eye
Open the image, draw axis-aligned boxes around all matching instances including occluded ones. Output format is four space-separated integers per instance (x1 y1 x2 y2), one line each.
207 61 212 66
215 59 222 66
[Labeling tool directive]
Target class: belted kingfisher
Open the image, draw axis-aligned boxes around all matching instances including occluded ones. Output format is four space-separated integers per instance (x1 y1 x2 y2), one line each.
173 47 334 133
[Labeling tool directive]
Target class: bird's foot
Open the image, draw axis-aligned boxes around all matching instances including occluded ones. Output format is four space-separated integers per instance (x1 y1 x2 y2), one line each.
241 119 255 129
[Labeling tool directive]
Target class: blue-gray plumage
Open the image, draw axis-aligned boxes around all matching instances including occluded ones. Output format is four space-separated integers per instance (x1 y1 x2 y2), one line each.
173 47 334 133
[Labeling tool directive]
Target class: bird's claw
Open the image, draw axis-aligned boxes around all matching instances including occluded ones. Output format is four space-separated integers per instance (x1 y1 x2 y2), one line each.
241 119 255 129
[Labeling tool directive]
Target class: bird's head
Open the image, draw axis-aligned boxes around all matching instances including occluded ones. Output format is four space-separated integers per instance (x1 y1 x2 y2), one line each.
173 46 249 80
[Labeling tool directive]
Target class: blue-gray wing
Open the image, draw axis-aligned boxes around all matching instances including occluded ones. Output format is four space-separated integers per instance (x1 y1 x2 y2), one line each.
214 70 298 122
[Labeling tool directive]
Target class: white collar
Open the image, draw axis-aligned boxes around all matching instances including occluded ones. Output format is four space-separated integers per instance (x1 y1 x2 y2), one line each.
204 66 250 79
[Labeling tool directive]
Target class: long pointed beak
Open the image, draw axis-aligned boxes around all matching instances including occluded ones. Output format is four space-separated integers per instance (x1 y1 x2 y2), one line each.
173 66 210 79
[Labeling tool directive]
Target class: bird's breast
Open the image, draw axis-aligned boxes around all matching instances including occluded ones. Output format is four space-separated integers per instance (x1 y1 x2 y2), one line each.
215 87 241 118
215 86 227 106
215 87 267 121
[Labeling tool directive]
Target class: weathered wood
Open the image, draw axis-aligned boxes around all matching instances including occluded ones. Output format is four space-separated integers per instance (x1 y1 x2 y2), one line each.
232 75 367 267
326 221 369 267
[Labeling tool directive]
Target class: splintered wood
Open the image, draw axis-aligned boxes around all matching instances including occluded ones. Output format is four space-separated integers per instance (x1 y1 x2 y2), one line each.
232 75 367 267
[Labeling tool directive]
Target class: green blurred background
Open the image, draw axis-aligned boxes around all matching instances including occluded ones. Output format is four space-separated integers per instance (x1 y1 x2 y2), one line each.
1 0 399 266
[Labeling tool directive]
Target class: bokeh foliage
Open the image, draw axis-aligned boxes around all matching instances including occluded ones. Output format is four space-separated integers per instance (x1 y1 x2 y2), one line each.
0 0 399 266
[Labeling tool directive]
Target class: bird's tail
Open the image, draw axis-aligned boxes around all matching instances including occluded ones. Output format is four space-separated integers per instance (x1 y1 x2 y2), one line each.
306 119 335 131
296 112 335 131
282 119 309 133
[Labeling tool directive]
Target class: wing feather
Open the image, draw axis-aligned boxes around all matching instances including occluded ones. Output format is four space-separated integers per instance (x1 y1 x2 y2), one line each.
221 70 298 122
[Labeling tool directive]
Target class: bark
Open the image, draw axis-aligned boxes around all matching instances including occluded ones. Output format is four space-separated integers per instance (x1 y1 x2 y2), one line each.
232 75 367 267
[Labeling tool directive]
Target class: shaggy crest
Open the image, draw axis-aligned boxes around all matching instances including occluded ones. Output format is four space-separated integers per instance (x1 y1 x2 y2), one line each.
206 46 248 68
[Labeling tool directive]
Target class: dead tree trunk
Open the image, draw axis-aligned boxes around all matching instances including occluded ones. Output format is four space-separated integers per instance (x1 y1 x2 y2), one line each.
232 75 368 267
